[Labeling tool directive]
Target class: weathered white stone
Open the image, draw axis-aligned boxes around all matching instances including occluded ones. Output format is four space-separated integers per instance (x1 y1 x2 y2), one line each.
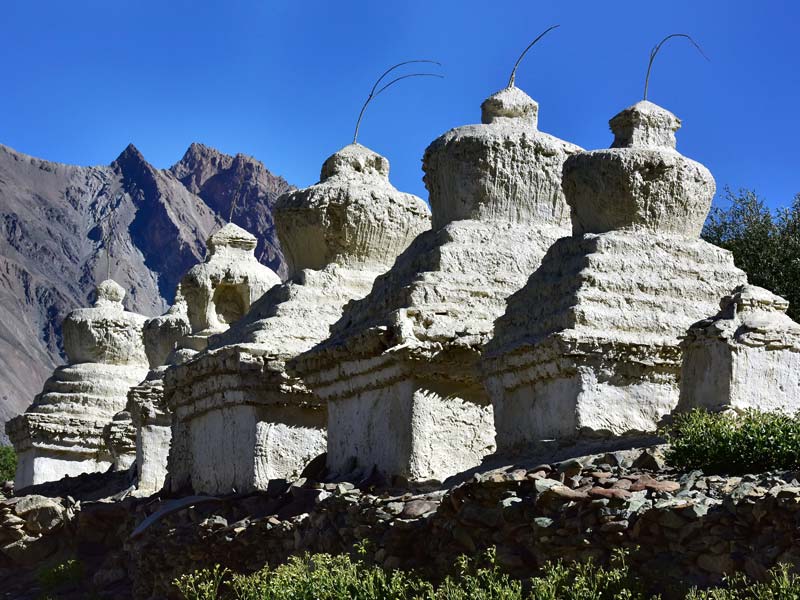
164 144 431 494
126 370 173 495
142 294 191 369
6 280 149 489
293 87 581 482
122 223 281 496
179 223 281 351
103 411 136 471
482 101 747 453
679 284 800 414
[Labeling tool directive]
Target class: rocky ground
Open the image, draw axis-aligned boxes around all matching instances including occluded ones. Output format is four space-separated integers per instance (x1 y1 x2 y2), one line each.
2 446 800 599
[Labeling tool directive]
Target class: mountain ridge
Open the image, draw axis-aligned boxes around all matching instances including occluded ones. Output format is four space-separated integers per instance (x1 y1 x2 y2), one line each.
0 142 291 441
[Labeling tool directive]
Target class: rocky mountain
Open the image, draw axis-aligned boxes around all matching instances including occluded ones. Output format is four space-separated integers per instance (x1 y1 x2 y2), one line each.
0 142 291 441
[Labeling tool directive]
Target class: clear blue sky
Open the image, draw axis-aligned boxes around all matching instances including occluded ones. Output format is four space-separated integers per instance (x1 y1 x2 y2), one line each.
2 1 798 209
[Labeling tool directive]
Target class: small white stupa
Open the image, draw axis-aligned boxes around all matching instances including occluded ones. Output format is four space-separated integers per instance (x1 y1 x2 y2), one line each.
7 280 149 488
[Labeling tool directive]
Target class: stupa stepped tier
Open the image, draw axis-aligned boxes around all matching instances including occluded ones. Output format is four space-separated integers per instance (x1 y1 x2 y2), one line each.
121 223 281 496
6 280 149 489
163 143 431 495
679 284 800 415
292 86 581 482
482 100 748 453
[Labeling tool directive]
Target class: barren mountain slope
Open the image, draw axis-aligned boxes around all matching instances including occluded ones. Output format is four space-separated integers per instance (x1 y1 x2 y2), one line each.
0 143 291 440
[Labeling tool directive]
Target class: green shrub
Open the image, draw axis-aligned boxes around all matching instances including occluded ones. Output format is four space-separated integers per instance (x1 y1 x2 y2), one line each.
177 553 434 600
524 552 648 600
37 559 84 592
175 552 800 600
175 564 227 600
0 445 16 482
174 549 648 600
664 409 800 475
686 564 800 599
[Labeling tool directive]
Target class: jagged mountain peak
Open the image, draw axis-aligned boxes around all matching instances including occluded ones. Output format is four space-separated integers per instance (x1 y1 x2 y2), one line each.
170 143 281 189
0 142 290 442
171 143 236 191
110 143 158 189
112 143 146 165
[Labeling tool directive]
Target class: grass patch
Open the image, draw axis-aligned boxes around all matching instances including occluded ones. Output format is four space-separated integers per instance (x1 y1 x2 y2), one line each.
664 409 800 475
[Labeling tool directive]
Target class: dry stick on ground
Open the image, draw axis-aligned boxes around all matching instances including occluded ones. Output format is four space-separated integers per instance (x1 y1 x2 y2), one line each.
507 25 560 88
352 60 443 145
643 33 709 101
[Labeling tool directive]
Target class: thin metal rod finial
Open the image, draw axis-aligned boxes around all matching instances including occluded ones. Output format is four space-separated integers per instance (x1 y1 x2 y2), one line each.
353 60 443 144
507 25 560 88
643 33 709 101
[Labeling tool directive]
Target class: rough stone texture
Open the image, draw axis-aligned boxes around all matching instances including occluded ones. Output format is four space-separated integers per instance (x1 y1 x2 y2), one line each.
6 281 149 490
6 447 800 599
164 144 431 495
0 490 134 599
126 372 173 496
483 101 747 453
567 101 713 239
142 297 191 369
118 223 281 496
679 284 800 413
0 142 291 442
294 87 581 482
179 223 281 351
122 461 800 599
103 412 137 472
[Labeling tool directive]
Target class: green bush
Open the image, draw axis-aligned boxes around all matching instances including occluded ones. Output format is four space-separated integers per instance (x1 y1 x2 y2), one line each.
176 553 434 600
37 559 84 592
175 551 800 600
664 409 800 475
0 445 16 483
686 565 800 599
174 549 648 600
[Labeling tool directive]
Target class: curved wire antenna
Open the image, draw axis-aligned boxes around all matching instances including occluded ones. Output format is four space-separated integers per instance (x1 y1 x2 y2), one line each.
352 60 443 144
643 33 709 101
507 25 560 88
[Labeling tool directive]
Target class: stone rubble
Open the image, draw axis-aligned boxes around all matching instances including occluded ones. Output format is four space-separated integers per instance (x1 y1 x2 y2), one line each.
293 85 581 483
163 143 431 495
6 281 149 490
482 101 748 453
